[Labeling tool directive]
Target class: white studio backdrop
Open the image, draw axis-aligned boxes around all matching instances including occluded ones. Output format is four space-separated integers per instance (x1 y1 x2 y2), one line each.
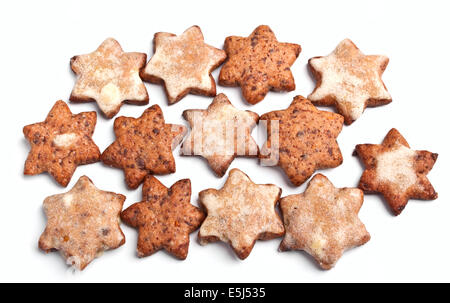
0 0 448 282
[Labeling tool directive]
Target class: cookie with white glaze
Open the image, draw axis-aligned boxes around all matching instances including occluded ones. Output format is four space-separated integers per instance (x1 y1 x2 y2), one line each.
198 168 284 259
279 174 370 270
308 39 391 124
141 26 226 104
70 38 149 118
354 128 438 215
181 93 259 176
39 176 125 270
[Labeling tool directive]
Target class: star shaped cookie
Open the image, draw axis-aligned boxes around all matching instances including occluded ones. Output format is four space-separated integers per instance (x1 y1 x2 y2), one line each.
181 93 259 176
101 105 186 189
23 100 101 187
39 176 126 270
141 26 226 104
121 176 205 259
354 128 438 215
279 174 370 270
308 39 391 124
198 168 284 259
219 25 301 104
70 38 149 118
260 95 344 186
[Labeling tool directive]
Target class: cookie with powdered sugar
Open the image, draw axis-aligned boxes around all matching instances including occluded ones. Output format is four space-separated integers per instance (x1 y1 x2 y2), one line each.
198 168 284 259
70 38 149 118
39 176 126 270
308 39 391 125
354 128 438 215
23 100 100 187
279 174 370 270
181 93 259 177
141 26 226 104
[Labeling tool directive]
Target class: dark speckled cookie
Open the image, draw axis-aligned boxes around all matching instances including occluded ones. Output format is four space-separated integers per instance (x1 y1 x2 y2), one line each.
219 25 301 104
23 100 100 187
260 95 344 186
121 176 205 259
101 105 186 189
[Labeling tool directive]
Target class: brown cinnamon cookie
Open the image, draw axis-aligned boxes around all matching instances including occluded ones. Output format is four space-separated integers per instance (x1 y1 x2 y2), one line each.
70 38 149 118
121 176 205 259
308 39 391 124
260 95 344 186
39 176 126 270
23 100 100 187
181 93 259 176
141 26 226 104
219 25 301 104
279 174 370 270
354 128 438 215
198 168 284 259
101 105 186 189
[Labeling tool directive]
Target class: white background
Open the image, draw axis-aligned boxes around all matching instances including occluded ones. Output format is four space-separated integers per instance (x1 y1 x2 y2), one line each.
1 0 449 282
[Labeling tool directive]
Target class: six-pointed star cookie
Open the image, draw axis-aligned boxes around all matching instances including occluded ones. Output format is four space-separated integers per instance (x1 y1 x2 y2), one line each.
260 95 344 186
23 100 101 187
121 176 205 259
279 174 370 270
219 25 301 104
354 128 438 215
70 38 149 118
181 93 259 176
39 176 126 270
141 26 226 104
198 168 284 259
101 105 186 189
308 39 392 124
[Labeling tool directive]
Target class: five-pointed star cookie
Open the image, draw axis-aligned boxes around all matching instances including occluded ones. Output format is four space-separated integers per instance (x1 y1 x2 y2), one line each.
198 168 284 259
308 39 392 125
260 95 344 186
279 174 370 270
23 100 101 187
181 93 259 177
141 26 226 104
354 128 438 215
219 25 301 104
121 176 205 259
70 38 149 118
39 176 126 270
101 105 186 189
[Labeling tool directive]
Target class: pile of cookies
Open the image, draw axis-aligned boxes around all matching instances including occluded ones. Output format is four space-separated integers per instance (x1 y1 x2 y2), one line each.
23 25 438 271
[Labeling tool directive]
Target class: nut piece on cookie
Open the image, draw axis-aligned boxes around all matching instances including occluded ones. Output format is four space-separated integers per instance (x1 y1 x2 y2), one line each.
141 26 226 104
219 25 301 104
259 95 344 186
101 105 186 189
70 38 149 118
198 168 284 259
279 174 370 270
23 100 101 187
39 176 126 270
181 93 259 177
354 128 438 215
308 39 392 125
121 176 205 259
